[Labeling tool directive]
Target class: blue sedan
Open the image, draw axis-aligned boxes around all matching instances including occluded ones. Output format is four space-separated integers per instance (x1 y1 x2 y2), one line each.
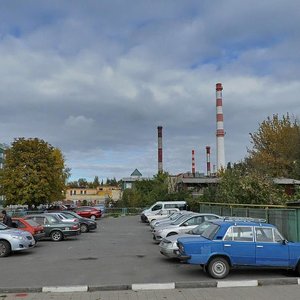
177 218 300 279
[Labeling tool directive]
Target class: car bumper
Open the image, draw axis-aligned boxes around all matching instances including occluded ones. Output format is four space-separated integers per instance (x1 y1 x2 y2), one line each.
178 254 191 262
159 247 180 258
63 229 81 237
33 232 46 241
11 238 36 251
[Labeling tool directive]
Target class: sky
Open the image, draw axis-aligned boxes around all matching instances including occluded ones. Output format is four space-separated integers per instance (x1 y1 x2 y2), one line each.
0 1 299 182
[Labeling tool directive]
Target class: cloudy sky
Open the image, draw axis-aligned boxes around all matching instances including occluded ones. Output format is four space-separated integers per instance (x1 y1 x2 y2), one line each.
0 1 299 182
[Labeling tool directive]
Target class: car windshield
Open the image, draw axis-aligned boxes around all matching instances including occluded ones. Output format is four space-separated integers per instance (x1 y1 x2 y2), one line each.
190 221 212 235
65 211 81 218
171 214 192 225
200 223 220 240
26 219 40 227
60 213 74 219
0 222 8 230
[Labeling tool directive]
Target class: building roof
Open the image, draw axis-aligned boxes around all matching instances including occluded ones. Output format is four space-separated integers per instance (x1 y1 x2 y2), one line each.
130 169 142 177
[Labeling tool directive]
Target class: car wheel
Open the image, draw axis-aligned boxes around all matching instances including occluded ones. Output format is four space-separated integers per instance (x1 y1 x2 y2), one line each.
50 230 63 242
0 240 11 257
80 223 89 233
90 215 96 220
207 257 230 279
166 232 177 237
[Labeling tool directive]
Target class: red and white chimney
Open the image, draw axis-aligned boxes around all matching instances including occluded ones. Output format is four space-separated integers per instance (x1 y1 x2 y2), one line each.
206 146 211 177
216 83 226 171
157 126 163 173
192 149 195 175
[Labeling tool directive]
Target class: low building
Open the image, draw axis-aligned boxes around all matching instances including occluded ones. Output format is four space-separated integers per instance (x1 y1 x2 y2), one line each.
65 186 121 205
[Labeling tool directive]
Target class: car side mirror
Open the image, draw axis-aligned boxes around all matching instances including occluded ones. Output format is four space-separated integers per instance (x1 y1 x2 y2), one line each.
281 239 287 245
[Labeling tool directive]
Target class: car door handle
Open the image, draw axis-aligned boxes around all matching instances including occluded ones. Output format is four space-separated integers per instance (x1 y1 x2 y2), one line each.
224 244 231 247
256 245 263 248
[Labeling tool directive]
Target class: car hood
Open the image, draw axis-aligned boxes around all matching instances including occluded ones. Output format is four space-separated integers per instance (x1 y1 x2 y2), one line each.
0 228 31 236
163 233 196 243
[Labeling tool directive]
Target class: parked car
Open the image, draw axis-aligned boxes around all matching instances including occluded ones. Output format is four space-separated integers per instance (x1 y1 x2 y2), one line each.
51 210 97 233
24 214 81 241
152 213 221 243
140 201 187 222
150 211 192 230
0 222 35 257
12 218 45 241
75 206 102 220
145 208 180 223
159 220 217 258
94 204 106 214
177 218 300 279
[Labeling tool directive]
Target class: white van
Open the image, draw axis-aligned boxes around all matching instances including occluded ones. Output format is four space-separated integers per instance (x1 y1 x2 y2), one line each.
140 201 187 222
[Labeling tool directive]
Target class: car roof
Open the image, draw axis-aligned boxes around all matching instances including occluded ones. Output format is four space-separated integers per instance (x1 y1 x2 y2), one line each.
208 218 274 228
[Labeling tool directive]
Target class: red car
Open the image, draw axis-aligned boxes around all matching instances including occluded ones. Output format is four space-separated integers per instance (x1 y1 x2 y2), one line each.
12 218 45 241
74 206 101 220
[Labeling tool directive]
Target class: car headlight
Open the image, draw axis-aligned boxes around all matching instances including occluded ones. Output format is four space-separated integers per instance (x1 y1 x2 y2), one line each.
12 235 24 240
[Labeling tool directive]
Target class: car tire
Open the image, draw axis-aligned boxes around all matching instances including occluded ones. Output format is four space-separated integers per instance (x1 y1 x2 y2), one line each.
50 230 63 242
80 223 89 233
0 240 11 257
207 257 230 279
166 232 177 237
90 215 96 220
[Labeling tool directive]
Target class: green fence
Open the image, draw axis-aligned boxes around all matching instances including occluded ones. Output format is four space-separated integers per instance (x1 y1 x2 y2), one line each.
199 203 300 242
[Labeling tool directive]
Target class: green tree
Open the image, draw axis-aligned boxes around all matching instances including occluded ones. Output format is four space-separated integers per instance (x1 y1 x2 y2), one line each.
215 165 286 205
0 138 70 207
78 178 88 187
93 176 100 188
248 114 300 179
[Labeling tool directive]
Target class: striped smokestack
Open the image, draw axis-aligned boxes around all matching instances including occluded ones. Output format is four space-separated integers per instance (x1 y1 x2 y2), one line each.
206 146 211 177
192 149 195 175
157 126 163 173
216 83 226 171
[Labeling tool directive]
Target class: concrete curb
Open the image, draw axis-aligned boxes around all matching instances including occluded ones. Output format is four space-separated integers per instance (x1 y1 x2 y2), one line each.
1 278 300 294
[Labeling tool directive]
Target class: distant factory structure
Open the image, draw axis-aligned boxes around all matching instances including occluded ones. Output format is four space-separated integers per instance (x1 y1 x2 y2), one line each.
122 83 226 195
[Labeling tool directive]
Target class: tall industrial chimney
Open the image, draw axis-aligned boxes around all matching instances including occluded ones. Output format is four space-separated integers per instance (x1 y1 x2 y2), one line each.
216 83 226 171
157 126 163 173
192 149 195 175
206 146 211 177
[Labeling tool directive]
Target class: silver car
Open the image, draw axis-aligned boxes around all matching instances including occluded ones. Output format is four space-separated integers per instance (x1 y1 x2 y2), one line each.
152 213 220 243
0 222 36 257
159 220 217 258
150 211 192 230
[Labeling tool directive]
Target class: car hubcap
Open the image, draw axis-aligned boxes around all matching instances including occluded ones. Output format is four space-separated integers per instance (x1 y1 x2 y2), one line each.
53 232 61 240
213 261 226 276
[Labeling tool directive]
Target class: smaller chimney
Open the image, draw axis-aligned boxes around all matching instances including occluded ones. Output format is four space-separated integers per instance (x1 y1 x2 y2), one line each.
192 149 195 175
206 146 211 177
157 126 163 173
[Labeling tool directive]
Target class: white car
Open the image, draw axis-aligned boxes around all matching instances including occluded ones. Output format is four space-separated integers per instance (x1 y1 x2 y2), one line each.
152 213 221 243
159 221 214 258
0 222 35 257
150 211 191 230
145 208 180 223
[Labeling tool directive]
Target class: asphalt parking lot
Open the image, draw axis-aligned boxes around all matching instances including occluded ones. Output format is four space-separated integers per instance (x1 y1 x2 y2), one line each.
1 215 298 289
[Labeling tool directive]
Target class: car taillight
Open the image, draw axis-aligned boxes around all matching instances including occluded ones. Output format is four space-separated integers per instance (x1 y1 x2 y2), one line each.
71 225 79 230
